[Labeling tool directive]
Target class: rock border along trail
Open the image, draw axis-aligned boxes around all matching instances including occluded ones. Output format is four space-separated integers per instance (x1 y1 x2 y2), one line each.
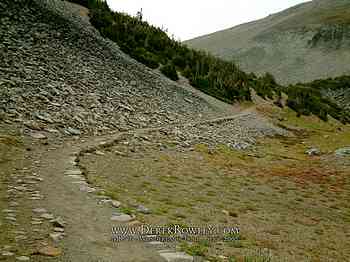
31 108 288 262
36 134 168 261
34 110 265 262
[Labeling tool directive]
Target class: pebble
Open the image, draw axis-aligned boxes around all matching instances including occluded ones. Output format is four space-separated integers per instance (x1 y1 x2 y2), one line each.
95 150 105 156
40 213 54 220
37 246 62 257
111 200 121 208
71 181 89 186
64 170 82 176
66 127 81 136
305 148 321 156
136 205 151 214
33 208 47 213
53 227 65 233
28 197 41 200
14 186 27 191
5 217 17 221
158 251 193 262
146 241 165 249
68 156 77 166
30 132 47 139
51 217 65 228
49 232 64 242
2 251 14 256
110 214 133 222
15 235 28 241
67 175 85 180
79 186 96 193
2 209 16 213
335 147 350 156
31 221 43 225
16 256 30 261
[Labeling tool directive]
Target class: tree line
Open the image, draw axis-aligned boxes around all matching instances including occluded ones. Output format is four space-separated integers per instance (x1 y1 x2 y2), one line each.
67 0 350 124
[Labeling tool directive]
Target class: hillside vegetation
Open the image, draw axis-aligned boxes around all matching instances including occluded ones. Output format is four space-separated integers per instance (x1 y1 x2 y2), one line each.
68 0 350 124
186 0 350 85
286 76 350 123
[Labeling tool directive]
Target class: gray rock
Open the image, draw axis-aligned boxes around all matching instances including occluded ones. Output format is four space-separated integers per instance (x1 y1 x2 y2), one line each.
71 181 89 186
29 132 47 139
40 213 54 220
111 200 121 208
54 227 65 233
35 112 54 123
31 221 43 225
49 232 64 242
79 185 96 193
2 209 16 213
335 147 350 156
67 175 85 180
94 150 105 156
136 205 151 214
114 150 127 156
64 170 82 176
5 216 17 222
15 235 28 241
51 217 65 228
306 148 321 156
66 127 81 136
146 241 165 248
28 197 42 200
158 251 193 262
110 213 133 222
33 208 47 213
16 256 30 261
232 142 250 150
68 156 78 166
2 251 15 256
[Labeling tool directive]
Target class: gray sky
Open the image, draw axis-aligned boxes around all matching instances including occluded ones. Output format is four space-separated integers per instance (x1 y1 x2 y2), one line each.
106 0 310 41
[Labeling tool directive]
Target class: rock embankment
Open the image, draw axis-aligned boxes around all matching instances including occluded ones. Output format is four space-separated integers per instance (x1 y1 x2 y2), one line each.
0 0 220 137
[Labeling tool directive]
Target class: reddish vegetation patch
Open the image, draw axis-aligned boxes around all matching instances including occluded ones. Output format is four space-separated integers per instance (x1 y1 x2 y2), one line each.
257 166 346 190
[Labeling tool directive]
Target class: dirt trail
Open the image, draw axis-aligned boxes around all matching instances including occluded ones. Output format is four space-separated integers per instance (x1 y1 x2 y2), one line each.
35 137 165 261
32 111 252 261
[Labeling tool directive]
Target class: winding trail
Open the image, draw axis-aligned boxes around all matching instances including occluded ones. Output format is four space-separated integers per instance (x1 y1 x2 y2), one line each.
34 111 252 261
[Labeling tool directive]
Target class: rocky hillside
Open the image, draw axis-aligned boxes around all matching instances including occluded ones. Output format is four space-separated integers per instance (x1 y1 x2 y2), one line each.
185 0 350 84
0 0 228 138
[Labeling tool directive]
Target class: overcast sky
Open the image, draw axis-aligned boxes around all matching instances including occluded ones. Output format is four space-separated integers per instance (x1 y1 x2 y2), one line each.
106 0 310 41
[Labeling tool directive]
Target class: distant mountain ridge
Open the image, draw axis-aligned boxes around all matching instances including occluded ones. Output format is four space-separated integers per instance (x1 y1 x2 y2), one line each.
185 0 350 84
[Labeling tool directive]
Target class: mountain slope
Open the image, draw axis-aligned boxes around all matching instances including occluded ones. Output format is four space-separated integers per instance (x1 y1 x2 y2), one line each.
185 0 350 84
0 0 232 137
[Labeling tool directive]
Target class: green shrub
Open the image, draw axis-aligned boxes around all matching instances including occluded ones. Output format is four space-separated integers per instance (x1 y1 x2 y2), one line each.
132 47 159 69
160 62 179 81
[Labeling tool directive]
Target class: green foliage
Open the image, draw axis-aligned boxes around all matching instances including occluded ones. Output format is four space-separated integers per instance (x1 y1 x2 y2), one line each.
160 62 179 81
180 241 209 257
69 0 254 103
307 75 350 90
285 76 350 124
131 47 159 69
68 0 350 123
